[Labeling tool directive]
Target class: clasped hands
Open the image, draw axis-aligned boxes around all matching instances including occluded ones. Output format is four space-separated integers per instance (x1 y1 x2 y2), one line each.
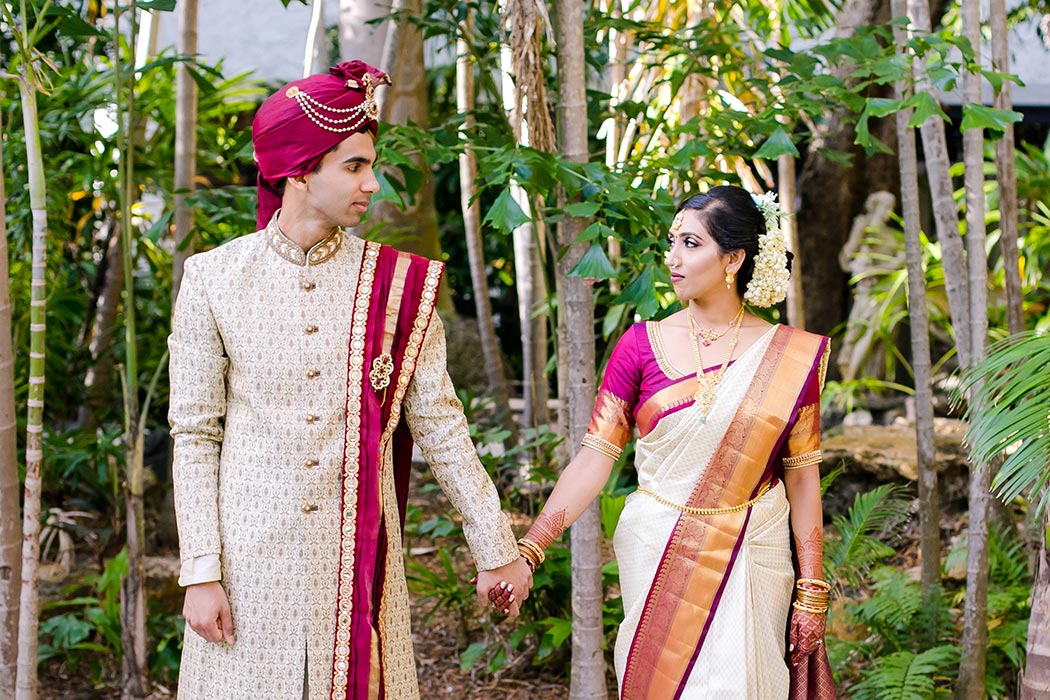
472 556 532 617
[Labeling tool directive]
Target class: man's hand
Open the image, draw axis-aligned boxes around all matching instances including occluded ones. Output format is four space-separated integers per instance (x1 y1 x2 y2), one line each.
183 581 235 645
475 557 532 617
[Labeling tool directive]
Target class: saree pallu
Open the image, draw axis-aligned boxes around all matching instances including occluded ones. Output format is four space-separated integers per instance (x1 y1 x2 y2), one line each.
331 242 443 700
616 326 828 700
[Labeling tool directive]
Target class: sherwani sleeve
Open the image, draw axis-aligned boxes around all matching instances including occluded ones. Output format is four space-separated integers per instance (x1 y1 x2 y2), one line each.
403 314 519 571
168 258 229 581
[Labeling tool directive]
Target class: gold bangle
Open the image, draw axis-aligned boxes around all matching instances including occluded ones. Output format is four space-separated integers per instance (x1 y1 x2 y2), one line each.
517 538 545 571
797 578 831 592
518 537 546 563
793 601 828 615
795 590 830 604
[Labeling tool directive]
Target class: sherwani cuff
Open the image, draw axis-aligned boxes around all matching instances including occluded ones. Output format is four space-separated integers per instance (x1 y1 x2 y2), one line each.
178 553 222 587
465 514 519 571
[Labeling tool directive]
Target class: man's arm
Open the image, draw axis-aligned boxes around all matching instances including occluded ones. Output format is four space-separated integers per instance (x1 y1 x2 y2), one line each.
168 259 234 642
402 315 530 611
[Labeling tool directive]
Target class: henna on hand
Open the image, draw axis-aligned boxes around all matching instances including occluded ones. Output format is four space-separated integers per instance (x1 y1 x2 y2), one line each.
524 508 567 551
789 606 826 665
487 581 515 613
793 525 824 579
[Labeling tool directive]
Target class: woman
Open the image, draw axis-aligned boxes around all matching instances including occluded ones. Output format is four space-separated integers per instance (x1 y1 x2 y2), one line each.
494 186 834 698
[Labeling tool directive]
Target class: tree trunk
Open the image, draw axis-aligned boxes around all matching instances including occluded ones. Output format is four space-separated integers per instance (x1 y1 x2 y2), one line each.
355 0 453 315
891 0 941 600
456 13 519 445
554 0 606 695
77 222 124 431
1022 518 1050 698
908 0 973 367
500 0 552 431
115 7 148 697
338 0 388 70
0 107 22 700
796 0 898 340
988 0 1024 335
778 155 804 327
172 0 198 304
955 0 991 695
303 0 329 77
14 74 47 700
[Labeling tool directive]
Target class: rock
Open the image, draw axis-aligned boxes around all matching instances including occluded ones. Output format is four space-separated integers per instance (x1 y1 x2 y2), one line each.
822 418 969 483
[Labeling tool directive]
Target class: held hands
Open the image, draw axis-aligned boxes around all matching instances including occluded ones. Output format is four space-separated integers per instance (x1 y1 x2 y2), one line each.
183 581 235 645
788 605 826 665
473 557 532 618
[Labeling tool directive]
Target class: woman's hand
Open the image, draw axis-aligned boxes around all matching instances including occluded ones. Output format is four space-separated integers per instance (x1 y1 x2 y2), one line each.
789 605 826 665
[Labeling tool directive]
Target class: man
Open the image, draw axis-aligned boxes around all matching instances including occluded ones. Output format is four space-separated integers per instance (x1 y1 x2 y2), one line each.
169 60 531 700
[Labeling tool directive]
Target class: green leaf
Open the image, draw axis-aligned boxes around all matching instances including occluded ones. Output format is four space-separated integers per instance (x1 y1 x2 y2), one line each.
753 127 799 160
960 103 1023 135
134 0 177 10
39 614 93 649
600 492 627 539
482 188 530 233
980 69 1023 94
905 91 950 127
616 267 659 319
865 97 901 118
459 642 488 671
569 244 617 281
564 201 600 218
370 171 404 207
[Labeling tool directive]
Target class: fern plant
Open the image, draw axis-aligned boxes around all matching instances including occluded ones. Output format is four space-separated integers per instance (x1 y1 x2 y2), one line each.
824 483 911 588
850 645 959 700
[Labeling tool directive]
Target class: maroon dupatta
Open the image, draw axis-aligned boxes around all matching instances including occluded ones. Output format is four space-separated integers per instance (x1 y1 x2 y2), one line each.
329 242 444 700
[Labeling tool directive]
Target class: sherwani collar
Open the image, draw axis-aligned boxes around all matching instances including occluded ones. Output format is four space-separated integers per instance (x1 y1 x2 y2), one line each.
265 211 343 266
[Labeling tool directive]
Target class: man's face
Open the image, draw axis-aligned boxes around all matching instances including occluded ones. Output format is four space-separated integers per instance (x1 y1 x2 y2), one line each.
300 131 380 229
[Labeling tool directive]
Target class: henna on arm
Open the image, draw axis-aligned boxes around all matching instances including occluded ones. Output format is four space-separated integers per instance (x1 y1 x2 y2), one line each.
794 525 824 579
524 508 567 551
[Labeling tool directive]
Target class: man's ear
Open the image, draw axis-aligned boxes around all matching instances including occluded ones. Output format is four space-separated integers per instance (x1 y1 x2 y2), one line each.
286 174 309 191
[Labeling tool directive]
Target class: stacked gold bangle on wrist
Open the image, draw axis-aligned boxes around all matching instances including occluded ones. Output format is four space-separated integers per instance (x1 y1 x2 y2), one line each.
517 538 545 573
793 577 831 615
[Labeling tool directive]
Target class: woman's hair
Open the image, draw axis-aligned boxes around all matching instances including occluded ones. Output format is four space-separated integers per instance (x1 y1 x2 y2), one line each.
675 185 791 298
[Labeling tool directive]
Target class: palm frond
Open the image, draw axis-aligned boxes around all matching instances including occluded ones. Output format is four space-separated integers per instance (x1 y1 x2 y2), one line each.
959 331 1050 513
825 484 912 587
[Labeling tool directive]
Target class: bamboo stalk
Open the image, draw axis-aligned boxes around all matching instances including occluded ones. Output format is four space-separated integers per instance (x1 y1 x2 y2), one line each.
0 105 22 700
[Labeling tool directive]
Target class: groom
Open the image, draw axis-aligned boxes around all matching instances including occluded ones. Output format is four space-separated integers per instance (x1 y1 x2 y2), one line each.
169 60 531 700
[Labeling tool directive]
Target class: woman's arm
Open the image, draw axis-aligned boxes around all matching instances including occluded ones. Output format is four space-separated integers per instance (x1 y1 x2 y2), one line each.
521 446 617 551
783 464 824 580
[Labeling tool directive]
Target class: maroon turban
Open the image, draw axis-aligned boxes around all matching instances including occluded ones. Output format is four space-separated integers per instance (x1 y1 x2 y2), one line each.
252 60 391 229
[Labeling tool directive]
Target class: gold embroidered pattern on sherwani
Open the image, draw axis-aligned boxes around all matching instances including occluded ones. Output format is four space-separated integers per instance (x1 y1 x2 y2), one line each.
169 224 517 700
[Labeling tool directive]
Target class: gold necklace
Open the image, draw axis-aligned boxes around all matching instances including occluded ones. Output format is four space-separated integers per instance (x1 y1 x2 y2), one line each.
692 305 745 346
688 308 743 423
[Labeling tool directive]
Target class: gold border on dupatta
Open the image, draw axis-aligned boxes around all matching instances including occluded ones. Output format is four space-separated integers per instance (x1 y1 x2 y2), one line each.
377 260 443 453
330 240 382 700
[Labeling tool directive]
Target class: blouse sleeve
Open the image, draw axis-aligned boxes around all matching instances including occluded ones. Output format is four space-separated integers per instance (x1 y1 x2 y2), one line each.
779 339 831 471
580 324 643 461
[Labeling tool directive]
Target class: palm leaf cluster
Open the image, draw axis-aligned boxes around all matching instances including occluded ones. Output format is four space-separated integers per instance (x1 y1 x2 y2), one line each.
960 331 1050 514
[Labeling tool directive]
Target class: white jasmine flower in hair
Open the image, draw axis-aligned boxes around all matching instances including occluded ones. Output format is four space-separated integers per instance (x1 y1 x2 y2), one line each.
744 191 790 308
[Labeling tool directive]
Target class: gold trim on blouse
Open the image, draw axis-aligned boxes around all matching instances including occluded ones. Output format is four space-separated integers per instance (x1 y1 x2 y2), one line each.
783 449 822 469
647 321 686 379
265 212 343 266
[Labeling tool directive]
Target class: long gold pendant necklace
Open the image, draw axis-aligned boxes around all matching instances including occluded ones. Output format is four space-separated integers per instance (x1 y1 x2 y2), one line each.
688 306 744 424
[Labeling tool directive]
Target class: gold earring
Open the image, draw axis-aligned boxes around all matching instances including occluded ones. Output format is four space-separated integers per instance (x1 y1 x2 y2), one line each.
725 270 735 289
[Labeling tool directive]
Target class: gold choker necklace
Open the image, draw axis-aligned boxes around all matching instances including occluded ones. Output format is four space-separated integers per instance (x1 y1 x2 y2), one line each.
688 307 744 422
691 305 745 346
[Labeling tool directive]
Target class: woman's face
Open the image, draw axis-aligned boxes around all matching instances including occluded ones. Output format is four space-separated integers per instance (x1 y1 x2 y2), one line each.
664 209 741 303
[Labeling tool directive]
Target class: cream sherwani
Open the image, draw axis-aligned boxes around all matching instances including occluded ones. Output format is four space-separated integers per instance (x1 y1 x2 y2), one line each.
169 224 518 699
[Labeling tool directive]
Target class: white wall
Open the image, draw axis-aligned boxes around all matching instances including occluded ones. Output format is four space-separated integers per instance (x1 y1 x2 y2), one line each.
155 0 341 83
